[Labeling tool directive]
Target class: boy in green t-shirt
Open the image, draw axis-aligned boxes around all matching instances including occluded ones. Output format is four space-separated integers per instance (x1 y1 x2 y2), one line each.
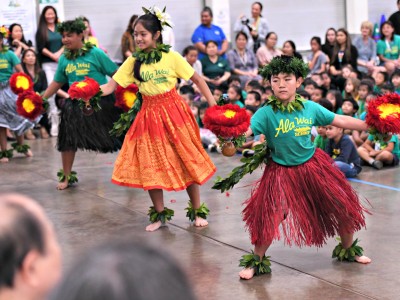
357 134 400 169
314 126 328 150
215 56 371 280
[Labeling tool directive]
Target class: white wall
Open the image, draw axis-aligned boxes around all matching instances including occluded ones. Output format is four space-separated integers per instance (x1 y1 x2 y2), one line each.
229 0 346 51
368 0 397 24
63 0 204 62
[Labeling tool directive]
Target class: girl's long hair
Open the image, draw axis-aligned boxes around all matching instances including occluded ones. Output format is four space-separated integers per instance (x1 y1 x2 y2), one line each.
21 49 42 78
35 6 59 51
331 28 352 65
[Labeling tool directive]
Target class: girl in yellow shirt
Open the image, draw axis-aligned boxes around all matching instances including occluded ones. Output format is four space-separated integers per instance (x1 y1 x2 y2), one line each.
101 8 217 232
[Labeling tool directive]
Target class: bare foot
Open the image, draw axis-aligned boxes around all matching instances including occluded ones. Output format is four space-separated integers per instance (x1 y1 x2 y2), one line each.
25 149 33 157
57 180 69 190
194 216 208 227
355 255 371 264
145 221 163 232
0 157 9 163
239 268 255 280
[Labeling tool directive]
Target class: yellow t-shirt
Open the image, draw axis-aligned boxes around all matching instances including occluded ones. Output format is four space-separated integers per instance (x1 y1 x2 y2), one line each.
113 51 194 96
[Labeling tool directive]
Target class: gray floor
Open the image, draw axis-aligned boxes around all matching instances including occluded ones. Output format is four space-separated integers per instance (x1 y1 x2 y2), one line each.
1 138 400 300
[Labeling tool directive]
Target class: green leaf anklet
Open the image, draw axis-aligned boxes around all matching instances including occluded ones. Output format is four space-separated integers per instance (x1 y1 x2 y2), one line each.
239 252 272 275
332 237 364 262
0 149 13 159
11 142 30 154
57 169 78 185
185 201 210 222
148 207 174 224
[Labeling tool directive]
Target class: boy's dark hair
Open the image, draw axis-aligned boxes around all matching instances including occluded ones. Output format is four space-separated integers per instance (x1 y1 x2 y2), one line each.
182 45 197 57
297 89 311 99
381 82 395 92
179 85 195 95
0 202 45 288
213 86 227 94
359 79 374 92
391 68 400 80
318 98 334 112
247 91 261 102
343 98 359 111
133 14 163 82
303 78 318 88
314 85 327 97
246 79 262 90
228 75 241 85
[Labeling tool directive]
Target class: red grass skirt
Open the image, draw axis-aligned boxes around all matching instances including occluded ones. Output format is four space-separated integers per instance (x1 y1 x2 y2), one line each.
243 148 367 247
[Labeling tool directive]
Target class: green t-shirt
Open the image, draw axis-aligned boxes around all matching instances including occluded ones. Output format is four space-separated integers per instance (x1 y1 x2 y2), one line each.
40 29 63 64
314 135 328 150
0 50 20 83
200 56 230 79
358 99 365 115
54 47 118 86
377 35 400 60
367 134 400 156
251 100 335 166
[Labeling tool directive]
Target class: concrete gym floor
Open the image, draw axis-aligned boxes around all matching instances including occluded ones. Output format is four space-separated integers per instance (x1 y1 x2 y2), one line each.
1 138 399 300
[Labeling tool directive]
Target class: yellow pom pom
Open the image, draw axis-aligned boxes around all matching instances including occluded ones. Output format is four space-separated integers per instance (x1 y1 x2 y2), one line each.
16 76 30 90
224 109 237 119
22 99 35 113
76 82 88 88
378 103 400 119
123 91 137 108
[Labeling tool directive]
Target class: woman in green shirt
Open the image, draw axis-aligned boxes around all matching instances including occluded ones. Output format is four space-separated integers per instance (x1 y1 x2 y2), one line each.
377 21 400 75
35 6 64 137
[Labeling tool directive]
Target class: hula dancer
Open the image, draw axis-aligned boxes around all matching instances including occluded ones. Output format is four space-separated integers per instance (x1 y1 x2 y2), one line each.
101 7 217 231
215 56 371 280
42 19 123 190
0 26 34 163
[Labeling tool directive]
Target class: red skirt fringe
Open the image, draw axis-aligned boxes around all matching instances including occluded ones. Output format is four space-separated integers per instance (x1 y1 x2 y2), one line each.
243 148 368 247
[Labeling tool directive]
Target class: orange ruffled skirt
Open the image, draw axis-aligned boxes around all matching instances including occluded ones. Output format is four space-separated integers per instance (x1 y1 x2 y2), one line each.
112 88 216 191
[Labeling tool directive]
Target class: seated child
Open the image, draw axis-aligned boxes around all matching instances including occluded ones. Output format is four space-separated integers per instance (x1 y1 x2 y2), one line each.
357 134 400 169
311 73 324 86
326 90 343 114
227 85 245 107
311 85 327 103
373 71 388 94
303 78 318 98
343 77 360 101
341 98 359 118
325 125 362 178
357 79 374 115
314 126 328 150
179 85 195 105
245 91 262 108
380 82 394 94
391 69 400 94
212 86 225 103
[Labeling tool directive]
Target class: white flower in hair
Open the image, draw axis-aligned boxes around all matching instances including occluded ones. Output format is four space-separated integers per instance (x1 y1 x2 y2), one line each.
142 6 174 29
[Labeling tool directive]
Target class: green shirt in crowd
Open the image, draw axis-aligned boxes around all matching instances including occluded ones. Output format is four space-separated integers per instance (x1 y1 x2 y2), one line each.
200 55 230 80
314 135 328 151
0 50 20 83
367 134 400 157
40 29 63 64
54 47 118 86
251 99 335 166
377 35 400 60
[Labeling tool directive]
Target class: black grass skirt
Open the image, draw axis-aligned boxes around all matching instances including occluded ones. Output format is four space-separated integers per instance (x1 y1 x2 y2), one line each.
57 95 123 152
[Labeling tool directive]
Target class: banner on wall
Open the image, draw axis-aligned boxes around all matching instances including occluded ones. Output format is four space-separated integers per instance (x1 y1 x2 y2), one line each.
0 0 37 46
205 0 231 41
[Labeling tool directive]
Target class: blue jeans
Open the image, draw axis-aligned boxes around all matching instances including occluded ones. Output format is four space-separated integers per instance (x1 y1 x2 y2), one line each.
334 161 358 178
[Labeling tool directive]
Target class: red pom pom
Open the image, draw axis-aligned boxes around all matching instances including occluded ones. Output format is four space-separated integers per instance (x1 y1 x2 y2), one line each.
366 93 400 134
68 77 100 102
16 91 45 120
9 72 34 95
115 83 139 112
203 104 250 138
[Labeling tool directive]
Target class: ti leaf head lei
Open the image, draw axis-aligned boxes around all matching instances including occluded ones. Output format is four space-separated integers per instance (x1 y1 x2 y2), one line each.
259 55 309 82
57 18 86 34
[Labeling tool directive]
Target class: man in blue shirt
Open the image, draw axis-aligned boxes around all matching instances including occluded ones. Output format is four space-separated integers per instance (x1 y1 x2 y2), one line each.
191 7 229 59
